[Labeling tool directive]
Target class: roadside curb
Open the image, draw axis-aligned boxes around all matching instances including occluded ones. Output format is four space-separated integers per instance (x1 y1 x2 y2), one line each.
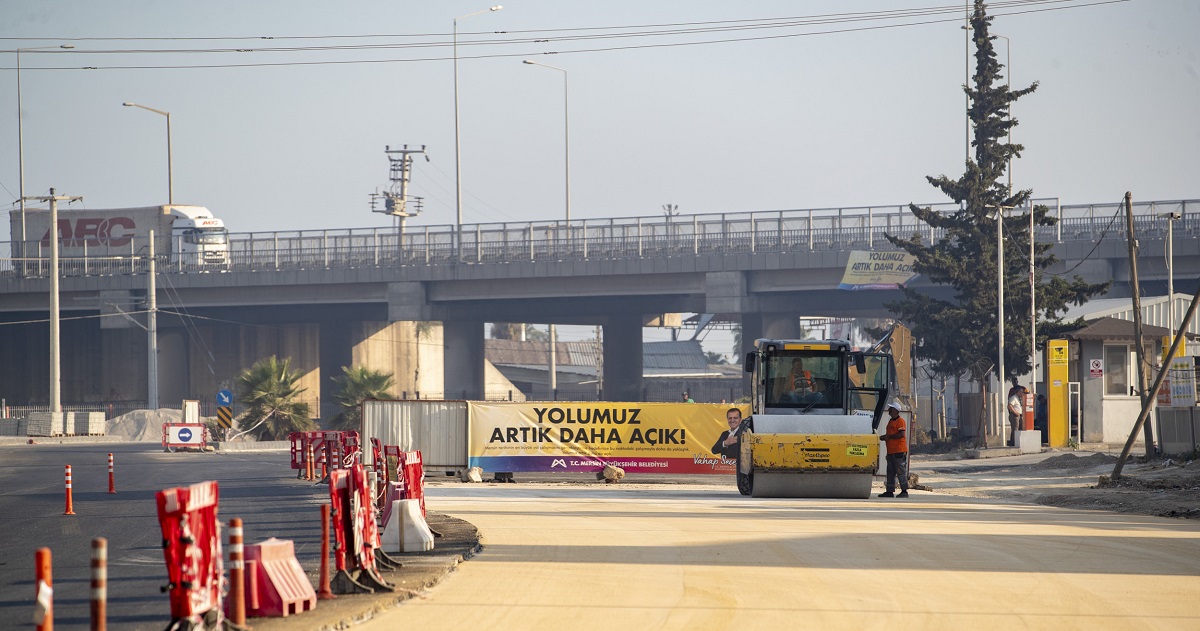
213 441 291 452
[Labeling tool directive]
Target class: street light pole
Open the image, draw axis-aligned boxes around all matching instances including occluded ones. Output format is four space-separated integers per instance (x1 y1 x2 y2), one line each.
522 60 571 225
123 102 173 204
990 203 1015 440
16 45 74 272
1160 211 1181 332
454 5 503 260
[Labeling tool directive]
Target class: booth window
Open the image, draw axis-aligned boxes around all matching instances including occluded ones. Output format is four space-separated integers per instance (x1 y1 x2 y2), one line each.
1103 345 1130 396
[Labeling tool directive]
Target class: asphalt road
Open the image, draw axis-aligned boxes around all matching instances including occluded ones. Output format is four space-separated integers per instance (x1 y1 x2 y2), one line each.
360 482 1200 631
0 442 324 630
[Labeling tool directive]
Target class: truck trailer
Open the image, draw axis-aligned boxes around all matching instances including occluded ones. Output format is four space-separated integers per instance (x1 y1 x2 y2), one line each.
9 204 230 269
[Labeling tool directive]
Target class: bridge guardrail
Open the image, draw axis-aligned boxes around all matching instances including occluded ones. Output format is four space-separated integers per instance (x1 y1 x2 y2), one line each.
2 198 1194 280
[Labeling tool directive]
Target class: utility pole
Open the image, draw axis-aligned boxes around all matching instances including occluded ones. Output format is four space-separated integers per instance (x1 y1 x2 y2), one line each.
147 230 158 410
1123 192 1154 456
23 189 82 414
371 145 428 252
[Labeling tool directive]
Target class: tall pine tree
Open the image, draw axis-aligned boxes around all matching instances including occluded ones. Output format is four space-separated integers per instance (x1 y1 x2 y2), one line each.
885 0 1107 382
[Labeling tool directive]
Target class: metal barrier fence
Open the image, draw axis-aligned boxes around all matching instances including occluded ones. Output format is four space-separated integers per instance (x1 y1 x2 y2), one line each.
3 198 1195 279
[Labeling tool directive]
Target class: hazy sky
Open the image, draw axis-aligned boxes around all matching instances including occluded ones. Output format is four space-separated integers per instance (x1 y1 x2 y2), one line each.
4 1 1198 357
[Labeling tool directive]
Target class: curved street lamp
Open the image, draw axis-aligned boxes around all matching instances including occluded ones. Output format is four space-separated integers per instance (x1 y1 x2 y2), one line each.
454 5 503 259
16 44 74 266
522 60 571 225
123 102 173 204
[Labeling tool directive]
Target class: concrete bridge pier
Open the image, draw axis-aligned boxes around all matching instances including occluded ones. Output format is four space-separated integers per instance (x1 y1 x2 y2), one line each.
444 319 485 401
602 314 644 402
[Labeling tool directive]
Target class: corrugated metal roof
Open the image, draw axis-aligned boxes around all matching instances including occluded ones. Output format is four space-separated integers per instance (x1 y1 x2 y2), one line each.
643 340 707 370
1063 293 1199 336
1063 316 1189 341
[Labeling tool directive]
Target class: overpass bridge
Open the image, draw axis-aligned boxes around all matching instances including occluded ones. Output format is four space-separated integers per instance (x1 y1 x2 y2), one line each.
2 197 1197 411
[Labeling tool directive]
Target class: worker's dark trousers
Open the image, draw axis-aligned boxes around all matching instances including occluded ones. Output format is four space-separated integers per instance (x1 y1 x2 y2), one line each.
885 452 909 493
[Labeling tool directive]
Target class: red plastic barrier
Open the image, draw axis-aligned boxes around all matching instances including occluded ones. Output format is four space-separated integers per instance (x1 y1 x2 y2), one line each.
242 538 317 617
340 432 361 468
398 451 426 518
156 481 224 626
328 466 392 594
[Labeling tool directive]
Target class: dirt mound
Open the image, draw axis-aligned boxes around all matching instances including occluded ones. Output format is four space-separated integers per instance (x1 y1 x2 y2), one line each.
107 409 182 442
1030 452 1117 471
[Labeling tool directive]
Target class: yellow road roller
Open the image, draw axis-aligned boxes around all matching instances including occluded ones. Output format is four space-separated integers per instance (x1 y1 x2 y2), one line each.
737 339 893 498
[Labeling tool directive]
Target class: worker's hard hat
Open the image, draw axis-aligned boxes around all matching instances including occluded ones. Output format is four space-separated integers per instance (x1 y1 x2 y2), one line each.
886 401 902 412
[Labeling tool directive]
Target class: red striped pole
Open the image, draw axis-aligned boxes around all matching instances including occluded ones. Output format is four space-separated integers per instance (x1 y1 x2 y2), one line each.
34 547 53 631
64 465 75 516
317 504 334 600
306 443 315 481
107 453 116 494
227 518 246 625
91 538 106 631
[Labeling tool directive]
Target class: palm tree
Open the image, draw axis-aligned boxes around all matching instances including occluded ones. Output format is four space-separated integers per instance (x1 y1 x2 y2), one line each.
236 356 315 440
330 365 396 430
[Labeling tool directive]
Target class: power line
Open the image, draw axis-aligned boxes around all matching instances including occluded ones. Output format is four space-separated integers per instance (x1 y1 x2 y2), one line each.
1 0 1131 71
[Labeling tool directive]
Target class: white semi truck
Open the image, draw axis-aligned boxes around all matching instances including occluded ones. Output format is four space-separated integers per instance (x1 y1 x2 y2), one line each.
9 205 230 268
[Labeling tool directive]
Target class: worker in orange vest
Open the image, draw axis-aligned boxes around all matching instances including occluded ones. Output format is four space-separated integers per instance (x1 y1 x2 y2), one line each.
878 401 909 498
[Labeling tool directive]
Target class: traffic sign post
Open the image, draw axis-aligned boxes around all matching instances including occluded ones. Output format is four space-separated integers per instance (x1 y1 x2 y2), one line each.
163 423 208 452
215 389 233 436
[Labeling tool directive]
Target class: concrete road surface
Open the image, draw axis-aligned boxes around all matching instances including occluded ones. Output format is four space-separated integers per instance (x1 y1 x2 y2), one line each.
361 483 1200 630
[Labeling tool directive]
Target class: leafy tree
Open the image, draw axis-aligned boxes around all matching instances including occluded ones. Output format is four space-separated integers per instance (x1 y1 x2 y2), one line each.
885 0 1107 381
490 323 548 342
704 351 729 365
235 356 315 440
330 365 396 430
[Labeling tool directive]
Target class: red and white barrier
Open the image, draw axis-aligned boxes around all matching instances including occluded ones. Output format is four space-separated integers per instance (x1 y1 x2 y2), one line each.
398 451 427 518
156 480 224 627
107 453 116 494
328 466 393 594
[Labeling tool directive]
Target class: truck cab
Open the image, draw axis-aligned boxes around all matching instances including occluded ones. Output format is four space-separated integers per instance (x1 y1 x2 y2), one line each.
168 206 229 267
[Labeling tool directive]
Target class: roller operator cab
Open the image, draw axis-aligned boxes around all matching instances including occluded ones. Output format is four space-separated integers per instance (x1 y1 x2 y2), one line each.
737 339 893 498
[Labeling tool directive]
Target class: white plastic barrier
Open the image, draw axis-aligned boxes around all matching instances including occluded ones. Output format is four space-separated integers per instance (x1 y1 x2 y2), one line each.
380 499 434 553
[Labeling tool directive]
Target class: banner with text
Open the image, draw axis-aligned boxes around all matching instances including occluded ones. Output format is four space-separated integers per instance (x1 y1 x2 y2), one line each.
468 402 750 474
838 250 919 290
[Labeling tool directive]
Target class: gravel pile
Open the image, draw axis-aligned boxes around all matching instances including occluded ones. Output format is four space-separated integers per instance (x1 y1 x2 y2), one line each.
106 409 182 442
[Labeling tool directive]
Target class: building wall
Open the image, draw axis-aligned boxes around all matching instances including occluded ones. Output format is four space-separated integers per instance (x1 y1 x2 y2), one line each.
1079 338 1156 444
